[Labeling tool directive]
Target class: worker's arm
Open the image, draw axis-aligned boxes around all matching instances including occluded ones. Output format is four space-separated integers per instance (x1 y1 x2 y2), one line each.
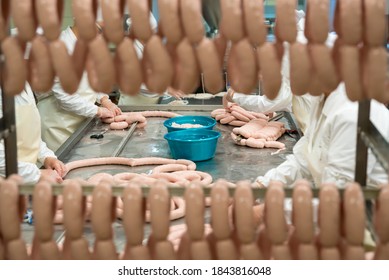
255 136 312 187
321 111 362 186
0 140 41 184
51 78 99 117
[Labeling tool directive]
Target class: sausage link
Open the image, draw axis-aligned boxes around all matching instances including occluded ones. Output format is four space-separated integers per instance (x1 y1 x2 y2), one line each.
180 0 204 44
94 240 118 260
305 0 329 44
33 181 56 242
227 38 257 94
292 180 314 244
363 46 387 103
72 0 98 42
154 240 175 260
374 184 389 243
220 0 244 43
242 0 266 46
0 0 10 41
91 181 116 240
309 44 339 93
275 0 297 43
6 239 28 260
196 38 224 93
127 0 153 42
343 183 365 245
49 40 81 94
1 37 27 96
63 180 86 240
256 42 282 100
184 182 205 241
35 0 63 41
173 38 200 93
289 42 311 96
211 180 231 240
318 183 340 247
148 181 170 241
101 0 125 44
115 37 143 95
216 239 238 260
363 0 386 46
87 34 116 93
28 36 55 92
142 35 173 93
11 0 37 42
234 181 255 244
340 45 364 101
334 0 362 45
158 0 182 44
122 182 145 246
265 181 287 244
0 180 22 241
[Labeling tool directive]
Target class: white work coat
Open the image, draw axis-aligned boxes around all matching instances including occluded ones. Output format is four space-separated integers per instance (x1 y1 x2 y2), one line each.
0 84 57 183
37 27 108 151
256 83 389 188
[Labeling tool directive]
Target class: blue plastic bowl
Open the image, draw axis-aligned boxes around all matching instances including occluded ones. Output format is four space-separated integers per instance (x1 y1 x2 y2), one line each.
164 129 221 161
163 115 216 132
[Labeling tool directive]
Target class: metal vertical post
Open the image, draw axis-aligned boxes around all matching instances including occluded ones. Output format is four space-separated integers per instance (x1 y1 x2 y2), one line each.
355 100 371 186
0 41 18 176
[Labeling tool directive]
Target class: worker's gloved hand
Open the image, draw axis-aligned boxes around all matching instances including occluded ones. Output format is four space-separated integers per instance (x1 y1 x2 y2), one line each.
43 157 67 178
101 98 122 116
40 169 63 183
225 87 235 103
167 87 185 100
97 107 114 119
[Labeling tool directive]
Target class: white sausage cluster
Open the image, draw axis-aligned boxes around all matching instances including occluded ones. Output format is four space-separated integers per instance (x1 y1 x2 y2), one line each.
1 0 386 101
1 177 388 260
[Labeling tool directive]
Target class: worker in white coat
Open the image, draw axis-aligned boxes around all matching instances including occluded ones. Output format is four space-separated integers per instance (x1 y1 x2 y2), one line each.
256 83 389 189
37 21 121 152
0 84 66 184
225 10 318 134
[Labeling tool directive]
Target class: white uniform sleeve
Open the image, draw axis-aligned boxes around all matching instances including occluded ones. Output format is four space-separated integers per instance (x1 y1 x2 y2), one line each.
256 136 312 187
51 79 98 118
37 139 57 165
321 112 360 186
0 140 41 184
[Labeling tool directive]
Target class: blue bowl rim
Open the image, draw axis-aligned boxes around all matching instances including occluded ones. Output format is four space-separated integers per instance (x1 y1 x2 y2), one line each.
164 129 221 142
163 115 216 129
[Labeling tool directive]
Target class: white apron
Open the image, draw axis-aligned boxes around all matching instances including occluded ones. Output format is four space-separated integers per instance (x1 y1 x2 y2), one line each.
15 92 41 163
38 76 97 151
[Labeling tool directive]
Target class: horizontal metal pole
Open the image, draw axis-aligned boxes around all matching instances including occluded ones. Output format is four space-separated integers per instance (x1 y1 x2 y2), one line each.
17 184 381 200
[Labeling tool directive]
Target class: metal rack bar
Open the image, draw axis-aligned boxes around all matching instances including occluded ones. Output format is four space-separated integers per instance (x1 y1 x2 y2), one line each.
17 184 382 200
0 39 18 176
355 100 370 186
55 117 95 161
112 122 138 157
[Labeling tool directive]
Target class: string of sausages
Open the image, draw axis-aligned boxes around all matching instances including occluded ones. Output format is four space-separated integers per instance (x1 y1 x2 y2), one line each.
212 96 286 149
1 177 388 260
102 110 181 130
0 0 387 103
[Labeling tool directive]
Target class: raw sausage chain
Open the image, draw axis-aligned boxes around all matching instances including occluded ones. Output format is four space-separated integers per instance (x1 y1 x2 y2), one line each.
212 96 286 150
1 0 386 102
1 177 387 260
103 110 181 130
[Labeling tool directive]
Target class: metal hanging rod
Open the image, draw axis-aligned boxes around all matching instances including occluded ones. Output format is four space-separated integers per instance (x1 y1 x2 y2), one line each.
16 183 382 200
